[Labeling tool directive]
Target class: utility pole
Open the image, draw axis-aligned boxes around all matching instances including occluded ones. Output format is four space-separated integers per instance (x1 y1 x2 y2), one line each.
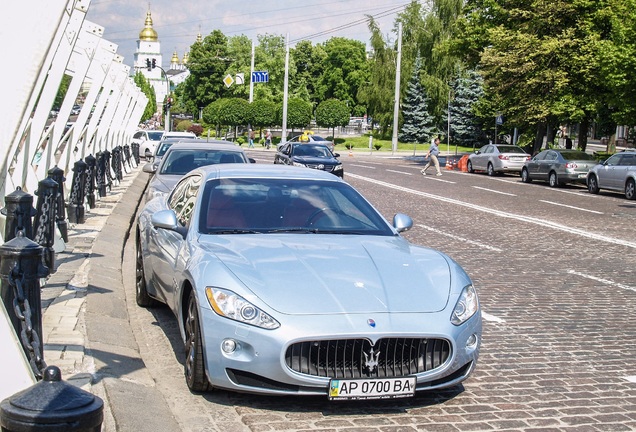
391 22 402 153
249 39 255 103
281 33 290 144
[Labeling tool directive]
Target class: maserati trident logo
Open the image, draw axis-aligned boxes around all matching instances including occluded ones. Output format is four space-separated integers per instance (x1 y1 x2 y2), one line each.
367 318 376 328
363 348 380 374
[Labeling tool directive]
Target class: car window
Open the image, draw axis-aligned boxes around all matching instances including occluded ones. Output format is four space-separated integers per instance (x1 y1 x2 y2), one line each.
619 154 636 166
483 146 494 154
199 178 394 235
148 131 164 141
168 174 202 227
133 131 144 139
497 145 525 154
605 154 622 166
560 150 595 160
545 151 558 161
161 150 246 175
533 151 547 161
156 141 175 157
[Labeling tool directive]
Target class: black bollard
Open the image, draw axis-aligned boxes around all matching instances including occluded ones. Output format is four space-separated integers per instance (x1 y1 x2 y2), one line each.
131 142 140 166
1 188 36 242
47 166 68 243
84 154 97 209
95 152 107 198
67 159 88 224
32 177 58 273
111 146 122 182
0 232 49 378
103 150 113 192
0 366 104 432
123 144 132 170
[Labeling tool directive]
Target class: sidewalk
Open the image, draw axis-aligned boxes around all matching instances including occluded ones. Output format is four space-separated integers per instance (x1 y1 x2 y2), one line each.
40 165 180 431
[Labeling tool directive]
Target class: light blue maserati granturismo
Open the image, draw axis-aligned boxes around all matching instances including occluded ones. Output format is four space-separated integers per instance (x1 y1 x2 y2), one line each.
135 164 481 399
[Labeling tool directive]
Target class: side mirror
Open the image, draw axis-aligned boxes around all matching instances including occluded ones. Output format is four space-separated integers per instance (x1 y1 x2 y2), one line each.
249 158 256 163
333 153 341 158
393 213 413 233
143 163 157 174
151 209 187 238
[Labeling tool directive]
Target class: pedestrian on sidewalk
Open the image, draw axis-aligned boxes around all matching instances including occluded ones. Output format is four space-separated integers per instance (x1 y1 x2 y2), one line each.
248 129 255 148
265 129 272 149
421 137 442 176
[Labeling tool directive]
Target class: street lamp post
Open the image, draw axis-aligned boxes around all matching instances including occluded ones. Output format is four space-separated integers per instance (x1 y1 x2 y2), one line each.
145 58 171 131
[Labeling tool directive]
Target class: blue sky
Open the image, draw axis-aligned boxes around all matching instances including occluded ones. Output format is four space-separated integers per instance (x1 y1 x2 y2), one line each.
86 0 409 69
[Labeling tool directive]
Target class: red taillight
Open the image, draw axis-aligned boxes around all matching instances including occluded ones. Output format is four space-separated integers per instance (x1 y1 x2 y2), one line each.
498 155 509 160
566 162 577 169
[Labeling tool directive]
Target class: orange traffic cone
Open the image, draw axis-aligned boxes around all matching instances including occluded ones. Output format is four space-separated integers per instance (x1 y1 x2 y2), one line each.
348 148 353 157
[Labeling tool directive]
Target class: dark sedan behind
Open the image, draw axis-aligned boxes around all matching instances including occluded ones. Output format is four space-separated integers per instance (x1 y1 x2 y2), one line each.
274 143 344 177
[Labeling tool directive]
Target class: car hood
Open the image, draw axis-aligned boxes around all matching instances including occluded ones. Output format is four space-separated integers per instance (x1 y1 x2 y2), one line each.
197 235 451 315
291 156 340 165
149 174 181 194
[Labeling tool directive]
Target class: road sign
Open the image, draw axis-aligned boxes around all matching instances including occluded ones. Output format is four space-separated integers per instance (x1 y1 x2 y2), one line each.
252 71 269 83
235 73 244 85
223 74 234 88
496 114 504 125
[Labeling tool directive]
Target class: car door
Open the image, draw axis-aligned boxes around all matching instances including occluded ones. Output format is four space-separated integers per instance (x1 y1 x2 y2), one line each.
277 144 292 165
596 154 625 190
536 150 558 181
473 145 490 171
617 153 636 191
149 175 201 305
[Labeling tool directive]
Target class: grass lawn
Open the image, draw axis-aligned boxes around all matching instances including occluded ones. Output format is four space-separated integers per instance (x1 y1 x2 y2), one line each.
333 135 477 155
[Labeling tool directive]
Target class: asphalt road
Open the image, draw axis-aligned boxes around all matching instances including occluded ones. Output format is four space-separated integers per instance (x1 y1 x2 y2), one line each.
121 149 636 431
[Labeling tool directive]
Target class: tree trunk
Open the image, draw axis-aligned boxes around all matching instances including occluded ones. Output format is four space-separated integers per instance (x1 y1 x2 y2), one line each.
578 117 589 152
533 122 547 155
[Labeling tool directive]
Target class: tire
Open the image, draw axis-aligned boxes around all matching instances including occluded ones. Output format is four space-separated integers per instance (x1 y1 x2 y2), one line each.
487 163 495 176
587 175 600 194
521 168 532 183
626 178 636 200
184 291 210 392
136 235 159 307
548 171 559 188
467 160 474 173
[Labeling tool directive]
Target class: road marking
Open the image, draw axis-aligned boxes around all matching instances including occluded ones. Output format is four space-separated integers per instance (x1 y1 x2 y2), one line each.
416 225 502 252
482 312 505 323
346 173 636 250
624 376 636 384
472 186 517 196
386 169 413 175
350 164 376 169
539 200 603 214
567 270 636 292
421 176 456 183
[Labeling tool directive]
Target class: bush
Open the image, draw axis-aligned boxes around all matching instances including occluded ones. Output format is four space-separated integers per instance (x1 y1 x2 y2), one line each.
176 120 193 132
345 143 354 150
374 144 383 151
334 137 346 145
188 124 203 136
236 136 245 146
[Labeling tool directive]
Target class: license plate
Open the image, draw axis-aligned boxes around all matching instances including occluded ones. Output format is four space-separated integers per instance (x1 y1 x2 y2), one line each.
578 174 587 178
328 376 416 400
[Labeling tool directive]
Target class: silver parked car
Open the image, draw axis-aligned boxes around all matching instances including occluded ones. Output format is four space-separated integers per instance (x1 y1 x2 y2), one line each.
587 151 636 199
143 141 252 202
136 164 482 398
521 149 596 187
467 144 530 176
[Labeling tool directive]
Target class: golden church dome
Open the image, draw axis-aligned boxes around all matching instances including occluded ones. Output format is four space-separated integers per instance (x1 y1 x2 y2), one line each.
171 50 179 63
139 11 158 41
182 52 189 64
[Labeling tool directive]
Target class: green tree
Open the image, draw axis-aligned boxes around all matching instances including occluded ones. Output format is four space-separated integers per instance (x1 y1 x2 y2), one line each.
400 58 436 144
249 99 277 133
220 97 250 140
315 99 350 138
253 34 288 102
449 68 486 148
290 40 326 105
133 71 157 122
317 38 369 116
202 98 227 135
285 98 313 132
226 35 252 100
181 30 231 110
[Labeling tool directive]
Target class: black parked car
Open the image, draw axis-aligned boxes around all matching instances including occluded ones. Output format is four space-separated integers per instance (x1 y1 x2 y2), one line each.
274 143 344 177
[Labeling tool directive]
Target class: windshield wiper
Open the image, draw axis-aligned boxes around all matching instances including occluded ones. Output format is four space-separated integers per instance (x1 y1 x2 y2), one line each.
209 229 261 234
265 227 319 234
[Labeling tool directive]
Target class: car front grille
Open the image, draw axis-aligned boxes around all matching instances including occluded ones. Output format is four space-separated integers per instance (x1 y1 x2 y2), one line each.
306 164 332 171
285 338 451 379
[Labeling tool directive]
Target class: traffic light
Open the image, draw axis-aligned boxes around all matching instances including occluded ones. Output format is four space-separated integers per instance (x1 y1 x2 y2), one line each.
152 58 156 69
145 58 151 71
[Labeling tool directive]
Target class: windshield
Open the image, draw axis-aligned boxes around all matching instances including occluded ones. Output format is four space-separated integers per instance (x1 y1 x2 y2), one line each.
292 144 332 157
199 178 394 236
160 149 246 175
497 145 526 154
147 131 164 141
560 150 595 160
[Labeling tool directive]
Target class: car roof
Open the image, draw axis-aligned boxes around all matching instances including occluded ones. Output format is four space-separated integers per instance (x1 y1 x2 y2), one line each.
192 163 344 182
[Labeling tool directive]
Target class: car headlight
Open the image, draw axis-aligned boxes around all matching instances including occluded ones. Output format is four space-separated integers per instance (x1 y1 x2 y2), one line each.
206 287 280 329
451 285 479 326
333 165 343 171
292 161 306 167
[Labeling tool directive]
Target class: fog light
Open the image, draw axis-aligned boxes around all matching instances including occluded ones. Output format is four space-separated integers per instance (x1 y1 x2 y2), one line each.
466 334 478 349
221 339 237 353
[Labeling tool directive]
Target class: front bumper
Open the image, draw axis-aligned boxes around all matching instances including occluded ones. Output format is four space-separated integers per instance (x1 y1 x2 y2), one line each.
198 307 481 396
